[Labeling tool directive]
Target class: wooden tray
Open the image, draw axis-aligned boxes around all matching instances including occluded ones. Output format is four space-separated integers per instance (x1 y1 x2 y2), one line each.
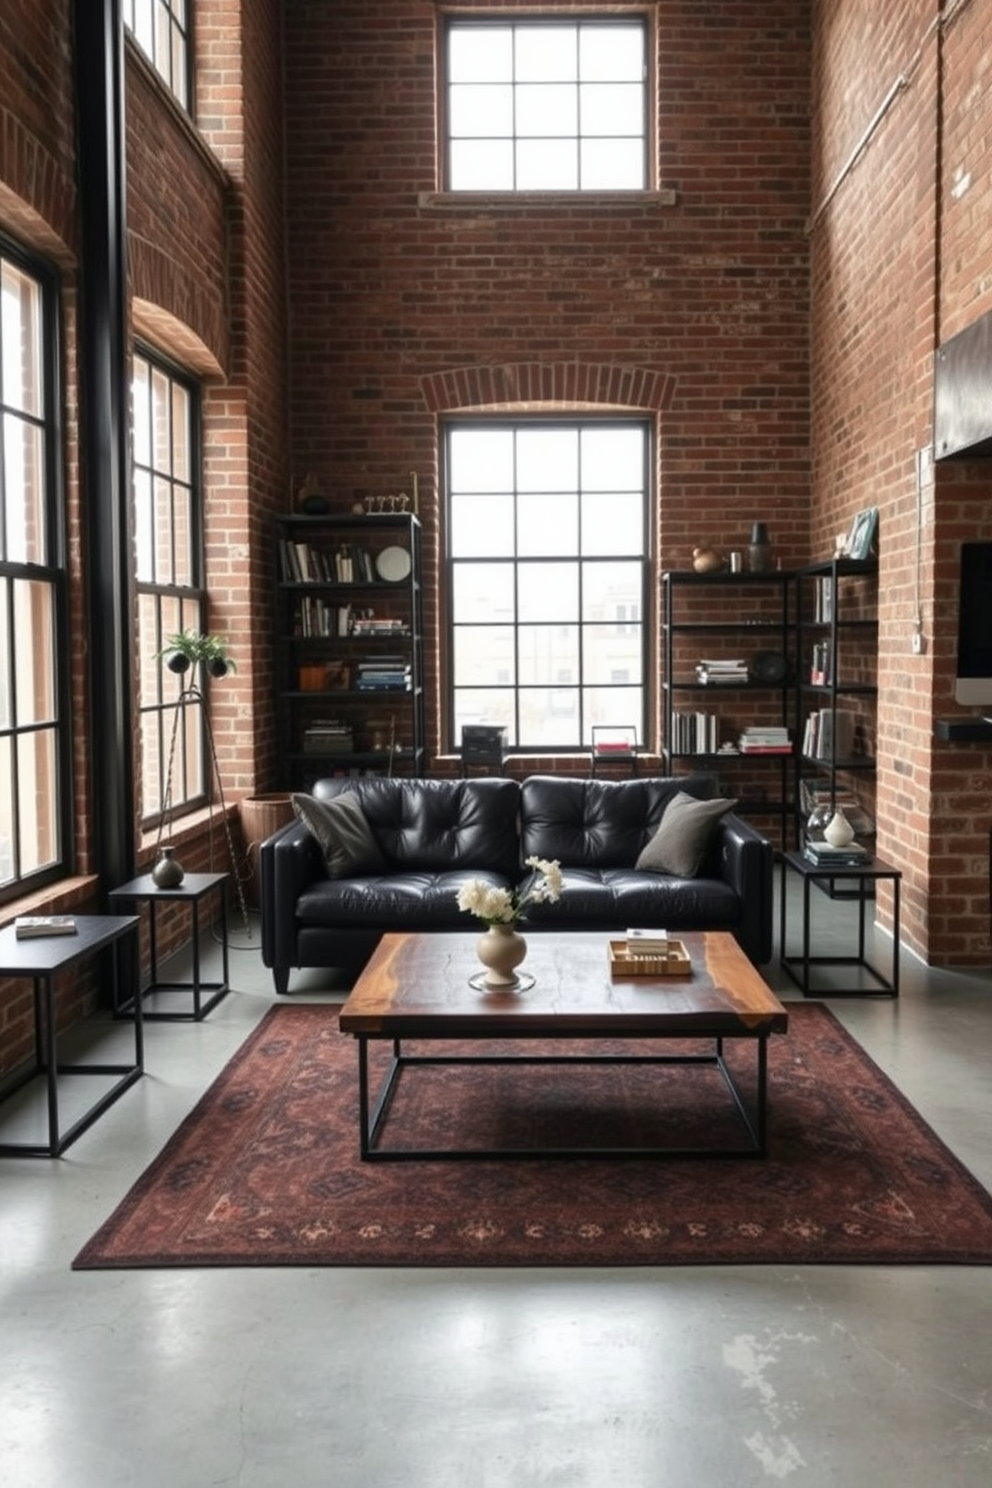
608 939 692 978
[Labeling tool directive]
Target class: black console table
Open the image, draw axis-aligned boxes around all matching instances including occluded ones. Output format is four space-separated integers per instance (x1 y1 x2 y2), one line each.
0 915 142 1157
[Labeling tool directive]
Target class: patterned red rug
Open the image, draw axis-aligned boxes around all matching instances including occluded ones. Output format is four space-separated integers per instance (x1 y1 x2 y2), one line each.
73 1003 992 1268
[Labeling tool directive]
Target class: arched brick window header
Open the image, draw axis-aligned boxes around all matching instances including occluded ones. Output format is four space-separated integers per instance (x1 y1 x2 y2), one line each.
421 362 676 414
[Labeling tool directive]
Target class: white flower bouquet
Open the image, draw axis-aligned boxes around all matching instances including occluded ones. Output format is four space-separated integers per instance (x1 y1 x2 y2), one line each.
456 856 563 926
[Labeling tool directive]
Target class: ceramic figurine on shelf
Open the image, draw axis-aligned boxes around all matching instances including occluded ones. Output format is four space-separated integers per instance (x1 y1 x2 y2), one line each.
824 808 856 848
692 546 723 573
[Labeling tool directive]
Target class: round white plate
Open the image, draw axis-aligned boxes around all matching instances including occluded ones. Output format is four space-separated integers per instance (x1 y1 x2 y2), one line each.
376 545 412 582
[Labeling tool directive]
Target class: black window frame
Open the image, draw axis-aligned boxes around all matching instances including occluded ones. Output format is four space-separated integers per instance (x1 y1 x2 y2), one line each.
0 235 73 905
123 0 192 113
132 344 207 831
442 13 650 194
443 415 652 755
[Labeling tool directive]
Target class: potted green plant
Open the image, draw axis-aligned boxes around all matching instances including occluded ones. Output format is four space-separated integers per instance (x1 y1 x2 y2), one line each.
158 629 237 679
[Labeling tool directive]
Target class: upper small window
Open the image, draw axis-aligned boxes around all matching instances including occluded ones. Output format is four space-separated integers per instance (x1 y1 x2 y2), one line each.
445 17 647 191
125 0 190 111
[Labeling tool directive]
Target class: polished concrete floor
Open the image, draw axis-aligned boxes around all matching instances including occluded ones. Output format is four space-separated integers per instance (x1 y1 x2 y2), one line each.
2 879 992 1487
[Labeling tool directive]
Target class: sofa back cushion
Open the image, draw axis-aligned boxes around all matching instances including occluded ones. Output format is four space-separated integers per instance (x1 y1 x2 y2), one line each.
313 776 521 876
519 773 719 870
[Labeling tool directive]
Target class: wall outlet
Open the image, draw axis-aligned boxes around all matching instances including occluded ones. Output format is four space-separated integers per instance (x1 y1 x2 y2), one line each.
912 628 926 655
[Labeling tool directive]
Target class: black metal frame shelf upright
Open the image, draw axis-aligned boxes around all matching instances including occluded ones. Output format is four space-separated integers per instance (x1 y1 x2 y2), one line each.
793 556 878 848
661 569 795 849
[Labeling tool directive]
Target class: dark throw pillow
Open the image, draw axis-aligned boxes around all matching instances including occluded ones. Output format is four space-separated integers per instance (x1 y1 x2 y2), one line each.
635 790 738 877
291 791 386 879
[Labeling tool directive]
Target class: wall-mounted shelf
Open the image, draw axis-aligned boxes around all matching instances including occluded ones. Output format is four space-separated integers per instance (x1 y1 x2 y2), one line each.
934 718 992 742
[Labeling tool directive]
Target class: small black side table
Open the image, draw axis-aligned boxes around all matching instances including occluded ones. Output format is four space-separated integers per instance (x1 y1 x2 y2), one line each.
779 850 901 998
108 871 230 1021
0 915 142 1157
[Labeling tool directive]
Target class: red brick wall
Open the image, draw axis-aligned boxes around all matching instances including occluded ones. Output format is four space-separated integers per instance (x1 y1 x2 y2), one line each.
811 0 992 963
0 3 290 1073
926 0 992 961
282 0 813 772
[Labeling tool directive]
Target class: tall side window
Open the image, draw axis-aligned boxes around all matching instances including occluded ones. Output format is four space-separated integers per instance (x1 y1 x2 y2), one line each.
445 16 647 191
133 350 205 827
446 420 649 751
124 0 190 111
0 247 68 901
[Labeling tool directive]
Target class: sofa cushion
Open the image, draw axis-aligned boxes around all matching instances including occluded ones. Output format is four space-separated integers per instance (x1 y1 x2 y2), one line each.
635 791 738 877
522 867 740 931
313 776 522 877
519 773 719 868
291 791 387 879
296 869 515 929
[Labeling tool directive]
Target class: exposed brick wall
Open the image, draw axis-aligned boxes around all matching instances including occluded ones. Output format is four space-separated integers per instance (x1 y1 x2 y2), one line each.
282 0 813 782
811 0 992 963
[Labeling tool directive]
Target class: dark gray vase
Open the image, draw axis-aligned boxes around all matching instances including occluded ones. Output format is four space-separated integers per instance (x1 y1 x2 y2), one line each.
152 846 185 888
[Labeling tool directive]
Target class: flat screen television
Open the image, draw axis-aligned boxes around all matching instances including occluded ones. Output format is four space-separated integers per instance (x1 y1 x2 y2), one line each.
955 541 992 706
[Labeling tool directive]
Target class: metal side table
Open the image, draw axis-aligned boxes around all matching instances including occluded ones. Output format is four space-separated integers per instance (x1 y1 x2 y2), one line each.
780 850 901 998
0 915 142 1157
109 871 230 1021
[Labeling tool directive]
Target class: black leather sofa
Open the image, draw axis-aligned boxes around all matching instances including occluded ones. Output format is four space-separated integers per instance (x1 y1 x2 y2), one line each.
259 772 773 994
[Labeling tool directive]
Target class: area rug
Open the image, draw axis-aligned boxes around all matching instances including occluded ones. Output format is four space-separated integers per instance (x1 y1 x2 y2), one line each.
73 1003 992 1269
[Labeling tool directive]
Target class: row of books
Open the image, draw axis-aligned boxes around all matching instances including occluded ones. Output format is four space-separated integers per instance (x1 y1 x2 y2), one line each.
669 710 719 755
280 540 379 584
808 641 833 685
294 599 410 639
810 576 834 623
801 708 855 761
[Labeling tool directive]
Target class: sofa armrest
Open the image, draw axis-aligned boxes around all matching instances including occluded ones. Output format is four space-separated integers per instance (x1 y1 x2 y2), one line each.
712 812 774 964
259 819 326 972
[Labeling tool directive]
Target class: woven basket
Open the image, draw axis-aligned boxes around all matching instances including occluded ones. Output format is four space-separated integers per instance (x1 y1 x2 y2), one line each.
239 793 295 907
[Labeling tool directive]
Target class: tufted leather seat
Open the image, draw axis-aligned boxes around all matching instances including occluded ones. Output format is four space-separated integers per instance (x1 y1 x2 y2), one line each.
260 773 773 994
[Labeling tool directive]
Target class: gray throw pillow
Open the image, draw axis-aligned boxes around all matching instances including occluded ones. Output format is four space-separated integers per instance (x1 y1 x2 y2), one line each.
635 791 738 877
291 791 386 879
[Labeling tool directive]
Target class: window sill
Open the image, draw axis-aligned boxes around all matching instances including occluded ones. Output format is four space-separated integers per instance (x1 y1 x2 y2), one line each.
0 875 100 930
418 189 678 213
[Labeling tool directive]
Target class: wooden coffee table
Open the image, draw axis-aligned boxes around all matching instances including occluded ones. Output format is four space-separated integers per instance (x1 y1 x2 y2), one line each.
339 931 789 1160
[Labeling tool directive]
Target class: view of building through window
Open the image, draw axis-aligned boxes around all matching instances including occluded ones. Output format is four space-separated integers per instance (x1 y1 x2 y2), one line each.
445 18 647 191
446 421 648 751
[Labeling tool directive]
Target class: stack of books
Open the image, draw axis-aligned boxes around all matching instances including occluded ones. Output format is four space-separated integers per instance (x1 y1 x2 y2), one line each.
302 719 354 754
803 838 869 868
695 658 748 684
350 617 409 638
738 725 792 754
356 657 412 692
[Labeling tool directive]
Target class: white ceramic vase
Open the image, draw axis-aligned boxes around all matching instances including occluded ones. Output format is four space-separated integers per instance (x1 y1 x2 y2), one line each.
476 925 527 988
823 808 856 848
